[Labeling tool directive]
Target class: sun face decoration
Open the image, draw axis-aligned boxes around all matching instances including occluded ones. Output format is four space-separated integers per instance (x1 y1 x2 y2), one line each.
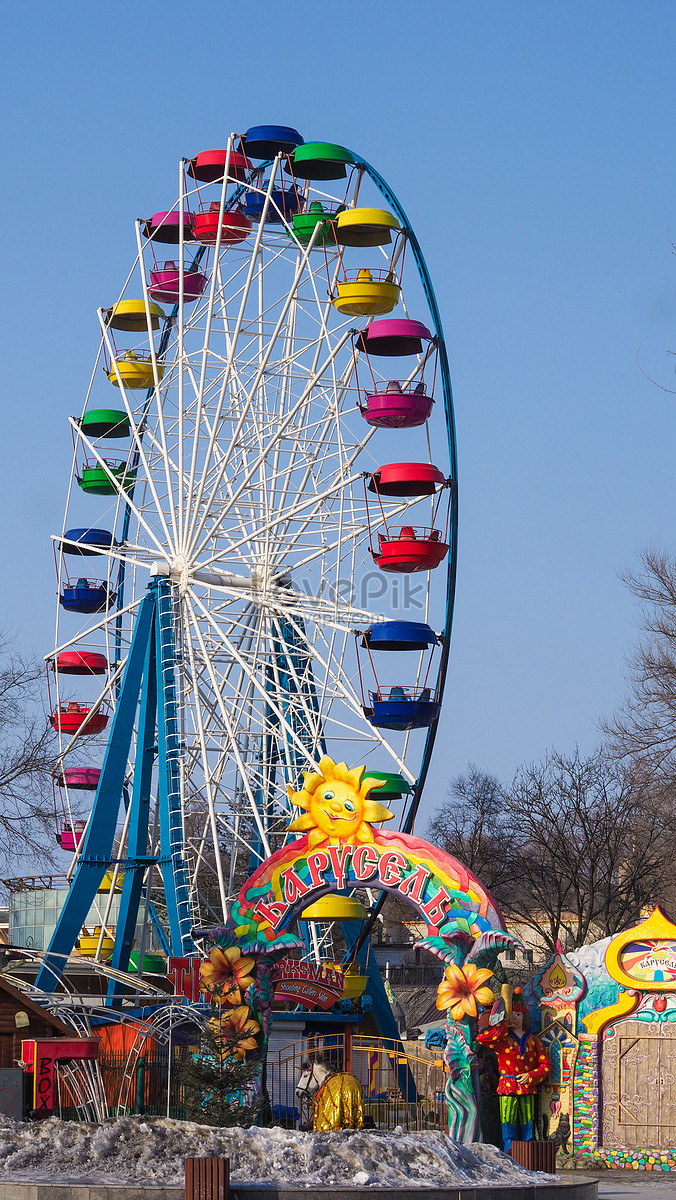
287 756 394 848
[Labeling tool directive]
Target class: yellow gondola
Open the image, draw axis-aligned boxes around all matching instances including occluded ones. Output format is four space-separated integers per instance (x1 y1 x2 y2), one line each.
335 208 400 248
77 926 115 960
107 350 165 390
342 963 368 999
300 895 368 921
98 869 124 893
331 269 400 317
104 299 166 332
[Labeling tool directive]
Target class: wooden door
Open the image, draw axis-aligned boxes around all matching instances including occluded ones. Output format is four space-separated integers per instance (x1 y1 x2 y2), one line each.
602 1018 676 1147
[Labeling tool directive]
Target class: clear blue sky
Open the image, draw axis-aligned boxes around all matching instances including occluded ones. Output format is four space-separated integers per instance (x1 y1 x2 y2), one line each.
2 1 676 822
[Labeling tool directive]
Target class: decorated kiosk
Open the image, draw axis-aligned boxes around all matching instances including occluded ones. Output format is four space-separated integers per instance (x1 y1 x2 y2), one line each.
526 905 676 1170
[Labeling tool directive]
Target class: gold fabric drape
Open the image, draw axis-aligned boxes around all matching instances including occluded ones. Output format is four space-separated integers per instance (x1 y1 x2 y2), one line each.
313 1072 365 1131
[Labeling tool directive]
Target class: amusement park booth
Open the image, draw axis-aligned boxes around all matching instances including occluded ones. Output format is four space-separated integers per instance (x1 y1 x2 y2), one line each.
0 975 74 1069
524 906 676 1170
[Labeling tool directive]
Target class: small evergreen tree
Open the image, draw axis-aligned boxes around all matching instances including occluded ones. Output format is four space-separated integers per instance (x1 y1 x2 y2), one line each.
178 1020 263 1127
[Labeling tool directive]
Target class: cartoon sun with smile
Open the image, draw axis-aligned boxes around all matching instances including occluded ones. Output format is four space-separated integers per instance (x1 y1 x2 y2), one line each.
287 756 394 848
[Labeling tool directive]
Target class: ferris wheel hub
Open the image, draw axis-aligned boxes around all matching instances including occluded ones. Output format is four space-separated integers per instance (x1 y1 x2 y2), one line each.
169 553 191 595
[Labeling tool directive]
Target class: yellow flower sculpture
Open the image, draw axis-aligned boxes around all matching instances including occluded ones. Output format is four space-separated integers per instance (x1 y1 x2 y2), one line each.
287 756 394 848
436 963 495 1021
199 946 255 1004
209 1006 261 1059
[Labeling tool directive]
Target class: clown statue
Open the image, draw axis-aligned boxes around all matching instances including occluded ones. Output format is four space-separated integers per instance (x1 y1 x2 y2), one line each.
476 986 550 1153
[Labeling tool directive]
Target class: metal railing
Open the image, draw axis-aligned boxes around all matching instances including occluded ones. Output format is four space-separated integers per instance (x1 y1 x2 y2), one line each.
267 1034 447 1132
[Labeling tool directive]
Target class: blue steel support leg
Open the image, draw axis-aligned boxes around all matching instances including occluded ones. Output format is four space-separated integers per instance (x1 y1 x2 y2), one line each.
107 618 158 998
342 924 418 1106
154 577 194 954
36 591 156 992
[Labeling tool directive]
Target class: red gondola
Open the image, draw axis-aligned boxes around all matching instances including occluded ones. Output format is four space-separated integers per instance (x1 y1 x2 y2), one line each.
187 149 250 183
50 704 109 736
364 463 451 574
55 651 108 676
193 205 251 246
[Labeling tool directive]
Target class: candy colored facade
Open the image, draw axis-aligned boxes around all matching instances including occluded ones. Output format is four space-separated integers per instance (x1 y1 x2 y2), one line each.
527 907 676 1168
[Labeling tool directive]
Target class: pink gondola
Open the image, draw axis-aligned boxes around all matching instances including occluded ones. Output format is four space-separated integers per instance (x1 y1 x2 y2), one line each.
55 767 101 791
141 210 196 244
149 261 208 304
359 381 434 429
57 821 86 852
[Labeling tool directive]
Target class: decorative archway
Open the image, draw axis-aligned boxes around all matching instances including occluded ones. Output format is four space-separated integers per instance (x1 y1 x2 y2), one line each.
196 758 514 1144
230 757 505 950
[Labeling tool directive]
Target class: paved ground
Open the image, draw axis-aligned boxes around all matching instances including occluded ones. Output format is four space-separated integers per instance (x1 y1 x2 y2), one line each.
573 1172 676 1198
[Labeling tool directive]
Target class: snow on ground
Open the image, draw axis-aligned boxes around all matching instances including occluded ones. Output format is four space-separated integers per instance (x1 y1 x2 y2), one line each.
0 1115 555 1188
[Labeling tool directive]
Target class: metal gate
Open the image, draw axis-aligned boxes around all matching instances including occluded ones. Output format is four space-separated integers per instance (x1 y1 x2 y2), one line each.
602 1018 676 1147
267 1034 447 1131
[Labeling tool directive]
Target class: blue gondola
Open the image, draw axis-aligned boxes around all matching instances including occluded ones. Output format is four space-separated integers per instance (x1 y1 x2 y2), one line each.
60 579 116 615
361 621 438 651
60 528 117 556
243 125 304 159
358 622 441 731
365 686 440 731
241 187 302 224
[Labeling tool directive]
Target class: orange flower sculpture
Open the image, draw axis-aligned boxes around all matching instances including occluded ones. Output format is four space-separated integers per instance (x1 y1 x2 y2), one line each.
199 946 255 1004
210 1006 261 1058
436 963 494 1021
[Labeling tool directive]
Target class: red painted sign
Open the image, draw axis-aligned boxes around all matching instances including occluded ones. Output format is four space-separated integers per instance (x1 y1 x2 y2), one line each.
21 1038 99 1116
168 956 205 1002
169 954 345 1011
273 958 345 1010
251 843 457 934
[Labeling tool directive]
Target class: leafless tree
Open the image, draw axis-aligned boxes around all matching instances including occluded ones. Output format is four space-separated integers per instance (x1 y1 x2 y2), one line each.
427 764 516 896
605 548 676 774
0 636 58 871
428 750 676 954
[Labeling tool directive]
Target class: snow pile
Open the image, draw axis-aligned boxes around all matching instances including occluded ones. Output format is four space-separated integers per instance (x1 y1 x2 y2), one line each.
0 1115 556 1187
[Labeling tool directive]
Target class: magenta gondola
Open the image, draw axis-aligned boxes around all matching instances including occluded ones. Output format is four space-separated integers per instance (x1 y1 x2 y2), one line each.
57 821 86 852
356 318 434 357
149 261 208 304
141 210 196 244
56 767 101 791
359 381 434 428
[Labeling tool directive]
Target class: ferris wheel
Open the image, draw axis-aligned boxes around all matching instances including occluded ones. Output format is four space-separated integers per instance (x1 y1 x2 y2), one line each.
37 125 457 992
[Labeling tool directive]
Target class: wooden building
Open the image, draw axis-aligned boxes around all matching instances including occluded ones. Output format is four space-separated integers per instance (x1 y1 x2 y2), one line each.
0 975 72 1068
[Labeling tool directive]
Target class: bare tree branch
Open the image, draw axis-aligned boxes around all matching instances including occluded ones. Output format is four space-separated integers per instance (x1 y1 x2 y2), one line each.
427 751 675 955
